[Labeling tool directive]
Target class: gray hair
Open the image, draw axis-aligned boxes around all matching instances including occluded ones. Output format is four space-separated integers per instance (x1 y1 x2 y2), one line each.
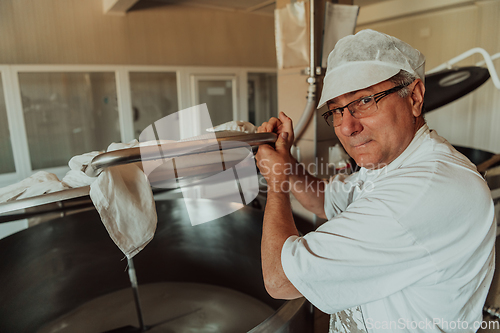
388 70 418 97
389 69 426 118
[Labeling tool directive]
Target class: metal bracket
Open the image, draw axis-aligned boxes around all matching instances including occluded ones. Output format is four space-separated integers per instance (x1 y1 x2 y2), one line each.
301 66 324 76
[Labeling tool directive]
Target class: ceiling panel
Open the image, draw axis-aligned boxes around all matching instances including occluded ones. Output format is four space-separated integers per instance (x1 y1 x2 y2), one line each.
141 0 392 15
353 0 393 7
147 0 276 14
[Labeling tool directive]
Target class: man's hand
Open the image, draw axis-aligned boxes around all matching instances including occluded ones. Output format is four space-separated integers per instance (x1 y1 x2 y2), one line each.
257 116 283 134
255 112 294 192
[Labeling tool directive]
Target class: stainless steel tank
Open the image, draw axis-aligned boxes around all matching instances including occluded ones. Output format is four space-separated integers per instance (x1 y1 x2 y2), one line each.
0 199 314 332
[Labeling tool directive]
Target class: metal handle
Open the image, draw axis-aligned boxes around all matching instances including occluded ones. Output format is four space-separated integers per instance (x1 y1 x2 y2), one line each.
477 154 500 174
0 132 277 218
0 186 91 217
85 132 277 177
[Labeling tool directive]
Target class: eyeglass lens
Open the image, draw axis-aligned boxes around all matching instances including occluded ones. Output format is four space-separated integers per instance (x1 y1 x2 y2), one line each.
323 83 408 127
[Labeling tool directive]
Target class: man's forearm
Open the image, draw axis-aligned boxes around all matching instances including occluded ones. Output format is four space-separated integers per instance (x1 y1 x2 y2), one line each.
261 189 302 299
288 159 327 219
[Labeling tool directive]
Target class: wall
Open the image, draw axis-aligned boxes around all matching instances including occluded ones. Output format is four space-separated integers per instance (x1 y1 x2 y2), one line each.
0 0 276 67
357 0 500 153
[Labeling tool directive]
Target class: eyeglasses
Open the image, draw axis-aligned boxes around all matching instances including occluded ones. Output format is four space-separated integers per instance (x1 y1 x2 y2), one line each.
322 83 411 127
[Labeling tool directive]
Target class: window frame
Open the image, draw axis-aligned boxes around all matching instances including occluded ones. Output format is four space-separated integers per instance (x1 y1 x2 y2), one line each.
0 64 276 186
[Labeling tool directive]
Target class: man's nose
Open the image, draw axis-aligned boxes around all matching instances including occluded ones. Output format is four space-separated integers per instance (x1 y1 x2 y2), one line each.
337 109 363 137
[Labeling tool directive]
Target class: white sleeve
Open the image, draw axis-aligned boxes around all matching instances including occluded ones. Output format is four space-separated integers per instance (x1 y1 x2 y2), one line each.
282 196 436 314
323 172 361 219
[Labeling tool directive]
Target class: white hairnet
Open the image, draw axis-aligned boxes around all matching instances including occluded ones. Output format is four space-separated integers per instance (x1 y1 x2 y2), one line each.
317 29 425 109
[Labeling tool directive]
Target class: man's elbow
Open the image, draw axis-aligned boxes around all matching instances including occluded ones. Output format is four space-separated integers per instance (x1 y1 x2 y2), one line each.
263 276 302 300
264 278 283 299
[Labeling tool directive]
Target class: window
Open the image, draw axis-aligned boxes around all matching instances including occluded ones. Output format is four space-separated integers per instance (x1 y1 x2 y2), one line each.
0 66 276 184
192 75 237 127
248 73 278 126
129 72 178 139
18 72 120 170
0 74 15 174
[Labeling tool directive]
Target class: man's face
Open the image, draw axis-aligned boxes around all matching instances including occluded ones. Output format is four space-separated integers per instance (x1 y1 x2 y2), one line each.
330 80 422 169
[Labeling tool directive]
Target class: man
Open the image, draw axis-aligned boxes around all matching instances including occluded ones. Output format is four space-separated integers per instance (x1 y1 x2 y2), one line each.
255 29 496 332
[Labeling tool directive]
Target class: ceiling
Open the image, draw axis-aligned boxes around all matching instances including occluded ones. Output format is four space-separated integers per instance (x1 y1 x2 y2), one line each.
143 0 276 15
353 0 392 7
133 0 393 16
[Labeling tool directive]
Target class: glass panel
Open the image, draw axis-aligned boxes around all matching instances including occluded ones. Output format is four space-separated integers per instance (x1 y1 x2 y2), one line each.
0 74 16 174
247 73 278 126
197 79 234 126
129 72 178 139
18 72 120 170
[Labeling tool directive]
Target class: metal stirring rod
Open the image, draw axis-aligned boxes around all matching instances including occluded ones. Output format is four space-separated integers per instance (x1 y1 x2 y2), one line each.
127 258 147 332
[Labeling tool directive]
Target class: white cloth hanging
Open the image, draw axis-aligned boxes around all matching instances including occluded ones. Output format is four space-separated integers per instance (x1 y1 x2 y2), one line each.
0 140 157 259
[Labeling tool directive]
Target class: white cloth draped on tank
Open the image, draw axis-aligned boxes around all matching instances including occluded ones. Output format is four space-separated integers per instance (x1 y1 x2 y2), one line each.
0 120 258 259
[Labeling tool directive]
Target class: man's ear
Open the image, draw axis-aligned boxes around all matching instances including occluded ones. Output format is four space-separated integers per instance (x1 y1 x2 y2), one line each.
410 79 425 117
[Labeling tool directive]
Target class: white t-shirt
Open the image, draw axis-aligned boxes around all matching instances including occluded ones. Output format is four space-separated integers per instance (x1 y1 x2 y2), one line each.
281 125 496 333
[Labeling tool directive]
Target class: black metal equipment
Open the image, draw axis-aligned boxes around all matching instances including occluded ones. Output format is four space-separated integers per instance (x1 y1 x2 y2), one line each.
0 199 313 333
424 66 491 113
